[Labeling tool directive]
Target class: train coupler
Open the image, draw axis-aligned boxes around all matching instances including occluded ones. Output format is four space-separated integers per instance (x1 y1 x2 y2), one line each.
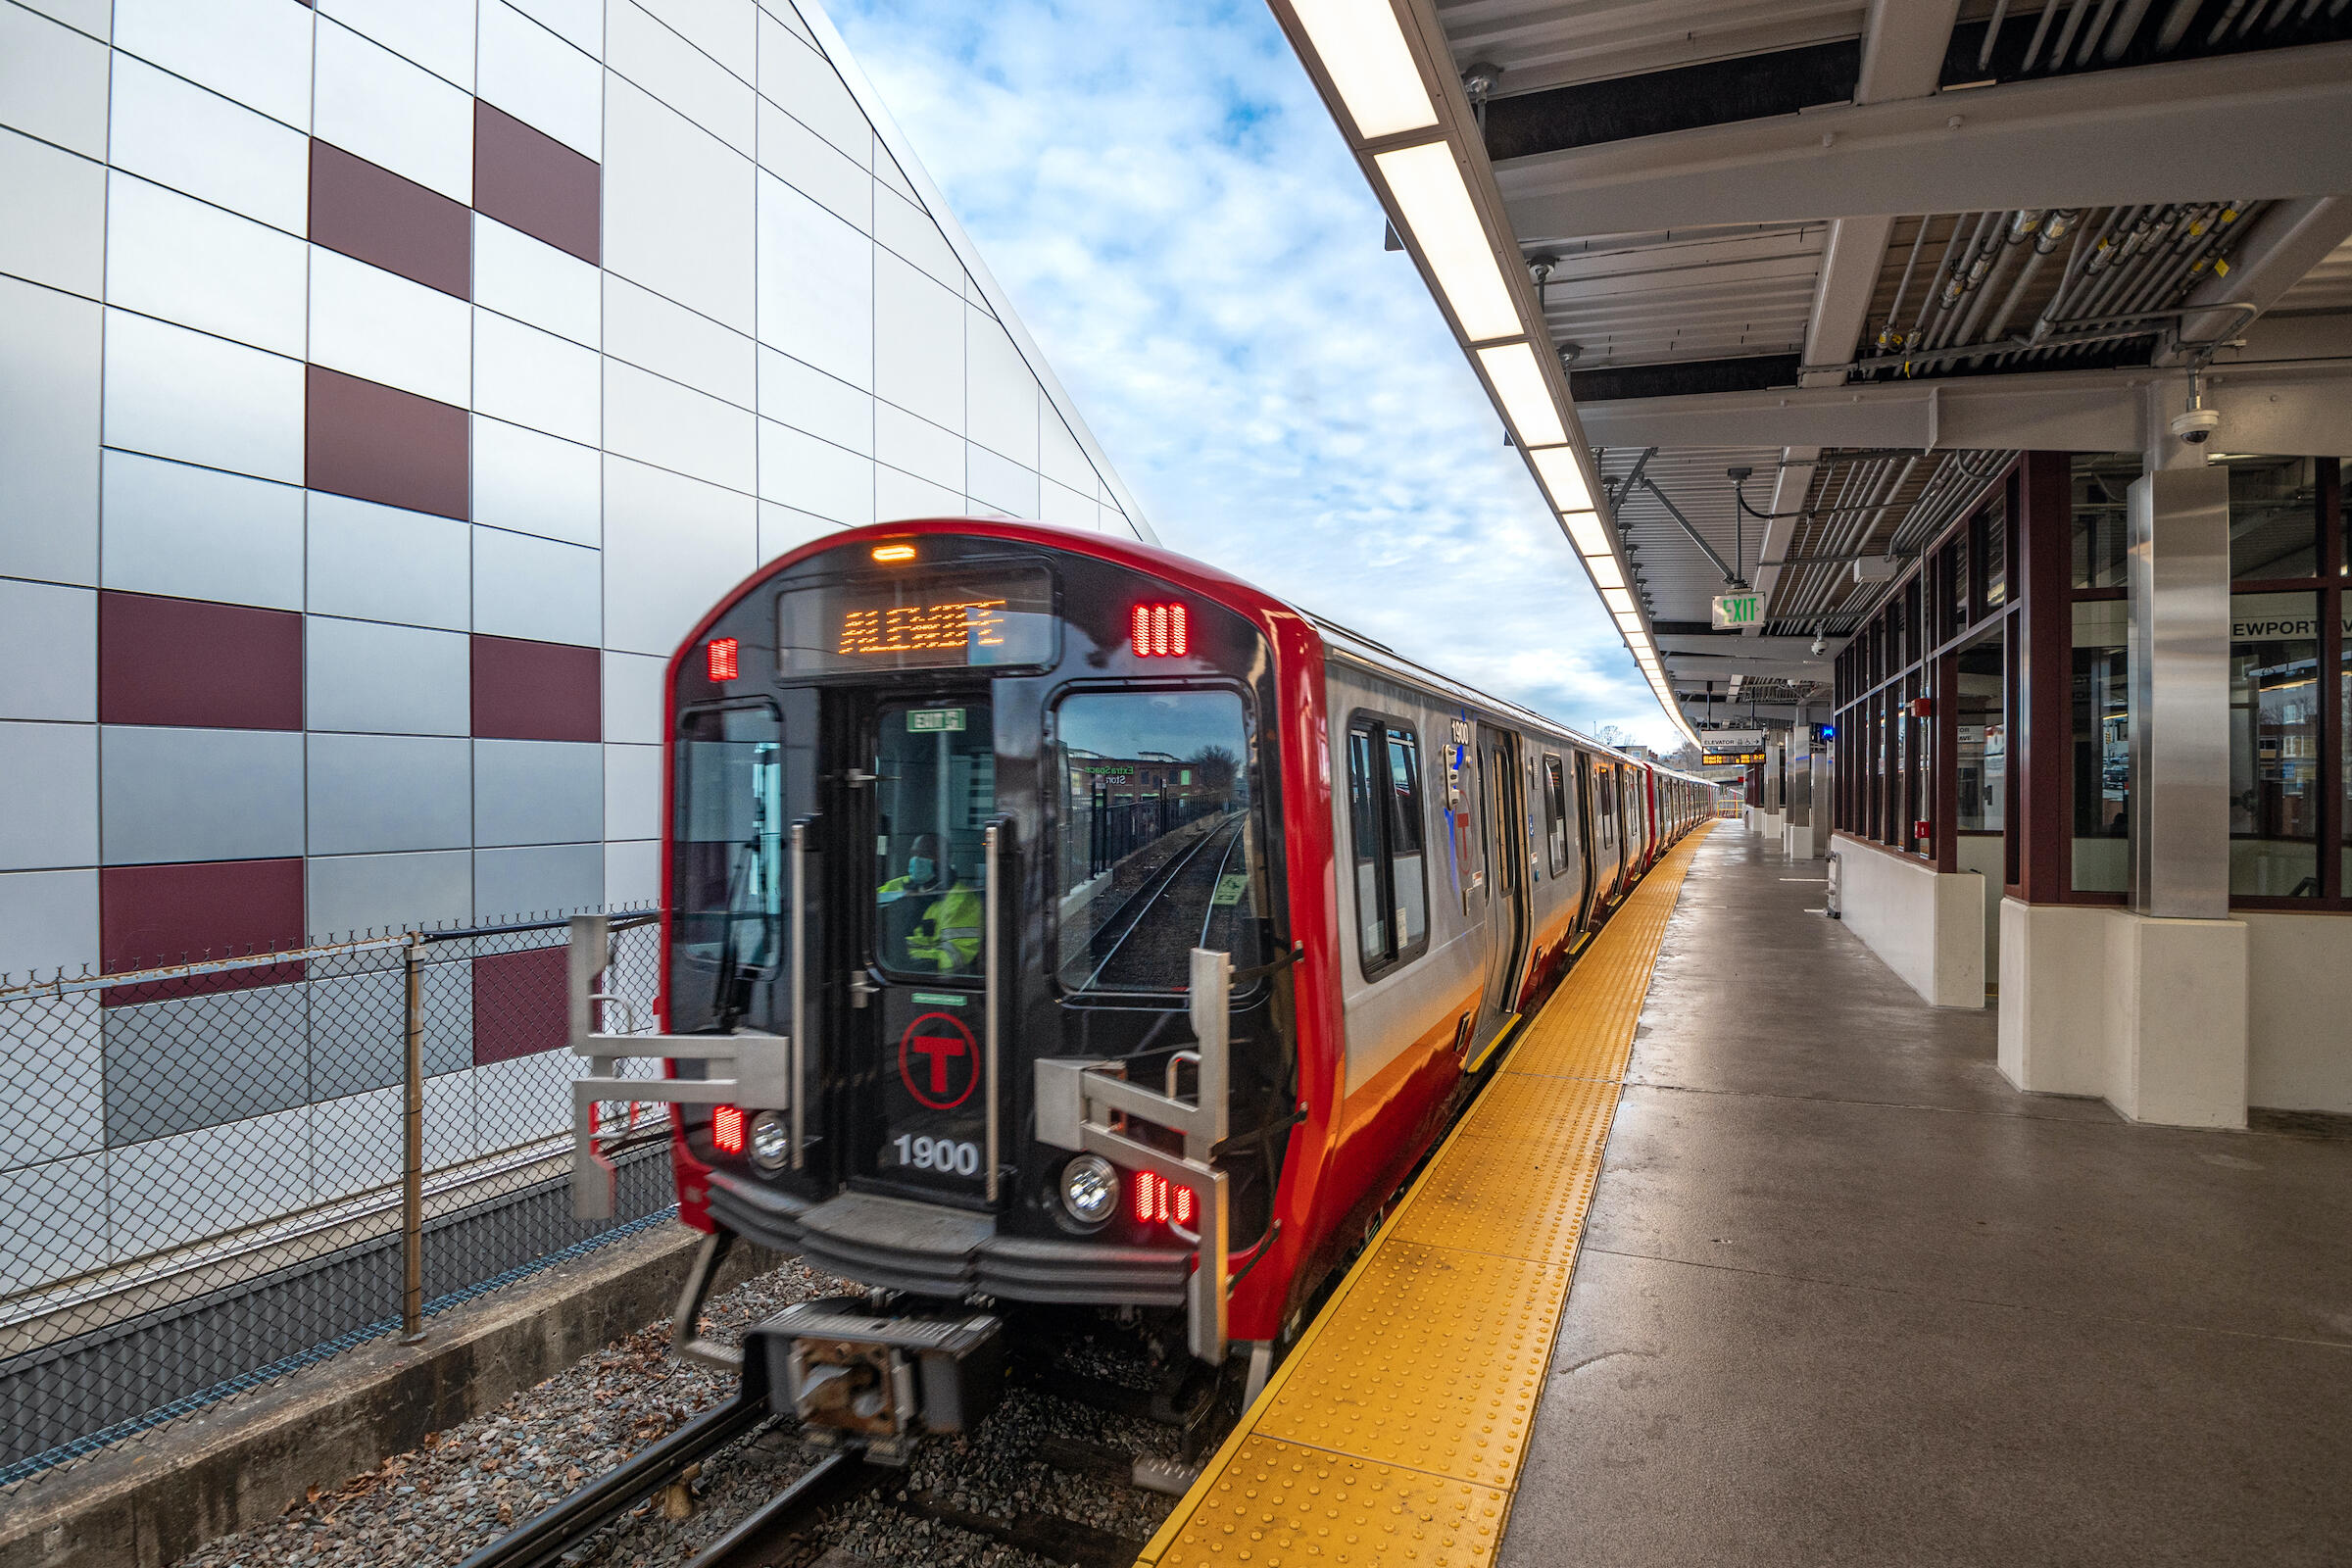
751 1298 1005 1464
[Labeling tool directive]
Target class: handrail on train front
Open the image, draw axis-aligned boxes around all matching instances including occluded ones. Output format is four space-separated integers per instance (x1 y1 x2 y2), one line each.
566 909 797 1222
1033 948 1232 1363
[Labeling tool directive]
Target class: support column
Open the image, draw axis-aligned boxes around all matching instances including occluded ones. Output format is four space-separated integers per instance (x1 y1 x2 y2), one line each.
2113 463 2247 1125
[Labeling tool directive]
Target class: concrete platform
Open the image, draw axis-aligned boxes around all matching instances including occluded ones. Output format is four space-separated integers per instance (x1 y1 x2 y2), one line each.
1502 829 2352 1567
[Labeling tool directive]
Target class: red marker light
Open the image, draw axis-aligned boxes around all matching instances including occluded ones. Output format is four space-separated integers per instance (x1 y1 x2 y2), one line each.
712 1104 745 1154
708 637 740 681
1132 1171 1197 1227
1130 603 1188 658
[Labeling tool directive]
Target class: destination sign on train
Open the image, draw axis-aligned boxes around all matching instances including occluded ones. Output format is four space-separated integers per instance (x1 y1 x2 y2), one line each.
778 564 1054 674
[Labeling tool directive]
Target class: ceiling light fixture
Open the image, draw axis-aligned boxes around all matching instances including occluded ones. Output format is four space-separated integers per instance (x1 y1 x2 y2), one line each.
1288 0 1438 140
1376 143 1521 343
1587 555 1625 590
1614 610 1643 633
1475 341 1568 447
1562 511 1608 555
1526 446 1594 514
1601 587 1636 614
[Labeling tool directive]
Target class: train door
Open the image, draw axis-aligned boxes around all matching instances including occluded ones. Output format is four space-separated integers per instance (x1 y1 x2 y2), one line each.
1476 724 1528 1024
842 690 1003 1209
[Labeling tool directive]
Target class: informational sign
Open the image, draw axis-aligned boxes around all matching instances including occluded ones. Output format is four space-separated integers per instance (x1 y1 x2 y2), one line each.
907 708 966 733
1712 591 1762 629
898 1012 979 1109
1698 729 1764 751
1703 751 1767 767
778 564 1054 674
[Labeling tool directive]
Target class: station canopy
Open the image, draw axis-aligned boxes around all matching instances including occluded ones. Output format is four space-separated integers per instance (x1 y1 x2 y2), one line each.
1269 0 2352 734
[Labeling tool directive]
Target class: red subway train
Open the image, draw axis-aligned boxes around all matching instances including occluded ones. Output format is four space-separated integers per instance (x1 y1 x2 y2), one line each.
567 517 1715 1450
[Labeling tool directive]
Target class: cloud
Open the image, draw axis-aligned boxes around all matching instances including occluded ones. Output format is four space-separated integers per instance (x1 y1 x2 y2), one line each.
828 0 1676 746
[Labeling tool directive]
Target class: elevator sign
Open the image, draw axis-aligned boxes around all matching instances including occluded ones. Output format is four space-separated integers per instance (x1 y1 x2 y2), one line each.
1712 592 1762 629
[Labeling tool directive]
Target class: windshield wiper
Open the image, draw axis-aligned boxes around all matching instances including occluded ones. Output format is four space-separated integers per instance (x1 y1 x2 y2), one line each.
710 835 778 1034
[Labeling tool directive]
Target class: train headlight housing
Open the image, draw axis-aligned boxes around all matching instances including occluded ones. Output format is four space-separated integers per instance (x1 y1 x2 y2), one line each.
749 1111 791 1172
1059 1154 1119 1226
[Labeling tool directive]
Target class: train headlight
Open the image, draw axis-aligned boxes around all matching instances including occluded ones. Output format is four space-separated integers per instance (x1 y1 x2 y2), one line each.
750 1111 791 1172
1059 1154 1119 1226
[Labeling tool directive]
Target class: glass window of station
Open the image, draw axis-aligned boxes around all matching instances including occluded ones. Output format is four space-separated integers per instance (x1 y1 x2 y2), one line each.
1831 452 2348 909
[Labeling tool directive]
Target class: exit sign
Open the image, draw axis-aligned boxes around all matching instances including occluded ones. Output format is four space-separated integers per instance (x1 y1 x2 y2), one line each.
1712 592 1762 629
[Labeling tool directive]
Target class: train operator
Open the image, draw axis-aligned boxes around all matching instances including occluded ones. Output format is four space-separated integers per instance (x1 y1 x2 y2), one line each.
876 832 982 972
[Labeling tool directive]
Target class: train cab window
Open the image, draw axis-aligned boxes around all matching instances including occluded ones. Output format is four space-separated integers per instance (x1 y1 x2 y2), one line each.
1051 689 1262 993
1348 714 1430 977
1542 756 1569 874
873 703 995 976
672 701 787 1032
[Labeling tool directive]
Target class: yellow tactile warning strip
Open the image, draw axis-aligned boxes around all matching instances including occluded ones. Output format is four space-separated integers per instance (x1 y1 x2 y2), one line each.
1137 824 1714 1567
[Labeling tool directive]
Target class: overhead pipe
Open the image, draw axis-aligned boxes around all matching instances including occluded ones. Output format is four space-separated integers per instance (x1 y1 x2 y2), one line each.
1878 218 1936 353
2103 0 2157 55
1953 210 2046 349
1978 0 2015 70
2076 0 2126 62
2205 0 2251 43
2049 0 2100 67
2154 0 2206 50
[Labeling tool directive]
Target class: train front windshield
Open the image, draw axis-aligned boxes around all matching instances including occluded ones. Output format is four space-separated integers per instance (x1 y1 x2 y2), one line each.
1054 689 1264 994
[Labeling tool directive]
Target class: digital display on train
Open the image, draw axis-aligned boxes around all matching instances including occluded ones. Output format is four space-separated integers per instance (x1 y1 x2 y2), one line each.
776 564 1055 674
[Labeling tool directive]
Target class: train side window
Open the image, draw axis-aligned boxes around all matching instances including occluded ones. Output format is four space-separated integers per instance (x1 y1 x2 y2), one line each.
1347 713 1430 977
1543 755 1569 874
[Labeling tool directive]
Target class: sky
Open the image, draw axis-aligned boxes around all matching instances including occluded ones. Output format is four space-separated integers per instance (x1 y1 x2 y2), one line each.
827 0 1676 750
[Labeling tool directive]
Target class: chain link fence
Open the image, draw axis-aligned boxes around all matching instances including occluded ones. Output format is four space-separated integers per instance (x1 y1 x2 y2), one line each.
0 912 675 1487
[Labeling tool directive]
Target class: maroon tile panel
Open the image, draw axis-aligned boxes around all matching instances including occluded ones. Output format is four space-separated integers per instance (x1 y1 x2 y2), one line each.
100 858 306 1004
471 634 601 742
307 366 470 521
473 100 601 266
471 947 567 1064
309 140 471 299
100 592 303 730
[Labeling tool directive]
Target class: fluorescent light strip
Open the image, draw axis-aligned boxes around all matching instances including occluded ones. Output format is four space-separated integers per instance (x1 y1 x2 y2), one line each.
1476 341 1568 447
1601 587 1636 614
1562 511 1608 555
1375 142 1521 344
1614 610 1642 632
1527 446 1594 514
1289 0 1438 139
1587 555 1625 590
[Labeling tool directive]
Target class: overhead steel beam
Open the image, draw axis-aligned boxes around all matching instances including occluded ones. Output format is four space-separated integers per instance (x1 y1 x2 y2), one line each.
1747 444 1821 635
2159 197 2352 362
1584 356 2352 456
1495 41 2352 237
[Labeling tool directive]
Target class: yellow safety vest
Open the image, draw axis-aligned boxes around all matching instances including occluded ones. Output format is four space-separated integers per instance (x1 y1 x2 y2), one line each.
878 879 984 971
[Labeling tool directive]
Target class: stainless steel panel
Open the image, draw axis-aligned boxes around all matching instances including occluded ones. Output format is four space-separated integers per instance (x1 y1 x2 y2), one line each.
873 249 963 434
473 738 602 848
874 401 961 491
0 868 98 981
306 616 470 735
758 417 872 521
965 309 1039 469
609 0 752 152
0 125 107 299
100 725 306 865
307 491 471 631
109 56 310 234
505 0 600 59
874 184 959 289
114 0 313 130
756 172 874 389
103 984 311 1144
757 18 869 166
965 443 1040 520
313 16 473 201
0 2 110 157
318 0 477 94
305 732 472 856
2127 466 2231 919
602 742 661 842
607 272 755 405
309 246 471 407
601 651 668 745
101 450 305 611
472 842 603 921
0 579 95 722
471 414 601 546
471 524 603 646
758 344 872 454
600 454 760 657
478 0 601 154
758 98 870 231
305 848 472 940
107 169 310 357
603 77 756 333
473 308 602 445
604 358 758 492
0 277 100 585
476 216 601 348
102 309 305 485
0 721 98 870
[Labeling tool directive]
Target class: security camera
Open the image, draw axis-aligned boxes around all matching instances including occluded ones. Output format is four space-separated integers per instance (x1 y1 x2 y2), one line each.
2171 406 2221 445
1810 632 1826 656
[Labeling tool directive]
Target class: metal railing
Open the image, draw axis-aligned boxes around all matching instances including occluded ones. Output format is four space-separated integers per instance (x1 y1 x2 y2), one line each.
0 911 676 1485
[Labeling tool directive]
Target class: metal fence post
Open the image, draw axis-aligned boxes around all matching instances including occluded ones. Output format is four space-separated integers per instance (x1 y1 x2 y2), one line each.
401 931 427 1344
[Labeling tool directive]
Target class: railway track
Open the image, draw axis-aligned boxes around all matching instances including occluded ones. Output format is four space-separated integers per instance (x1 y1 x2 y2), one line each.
1080 811 1247 992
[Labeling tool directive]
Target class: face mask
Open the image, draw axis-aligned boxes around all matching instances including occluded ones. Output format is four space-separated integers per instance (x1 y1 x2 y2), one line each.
907 857 935 885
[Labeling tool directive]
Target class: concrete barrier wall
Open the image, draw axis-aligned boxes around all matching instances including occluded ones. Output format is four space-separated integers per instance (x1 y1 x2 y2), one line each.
1832 836 1984 1008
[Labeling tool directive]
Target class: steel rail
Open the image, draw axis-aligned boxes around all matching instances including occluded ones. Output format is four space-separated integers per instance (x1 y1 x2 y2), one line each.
1076 810 1245 993
453 1397 772 1568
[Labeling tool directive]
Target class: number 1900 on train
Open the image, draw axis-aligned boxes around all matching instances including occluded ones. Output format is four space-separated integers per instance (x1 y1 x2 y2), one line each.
565 517 1715 1456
